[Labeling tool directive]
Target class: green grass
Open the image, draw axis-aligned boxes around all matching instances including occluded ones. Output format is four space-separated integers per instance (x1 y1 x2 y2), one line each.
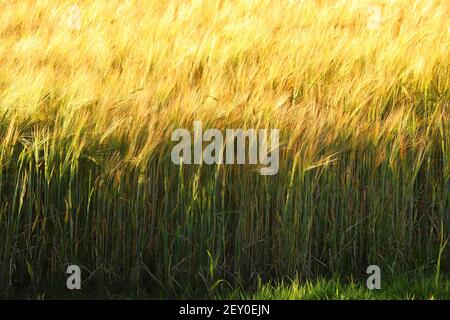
7 273 449 300
218 274 450 300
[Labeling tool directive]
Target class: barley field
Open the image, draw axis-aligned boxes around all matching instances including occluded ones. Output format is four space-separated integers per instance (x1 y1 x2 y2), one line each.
0 0 449 299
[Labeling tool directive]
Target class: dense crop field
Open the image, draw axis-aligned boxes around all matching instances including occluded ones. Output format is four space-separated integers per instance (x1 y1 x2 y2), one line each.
0 0 448 298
